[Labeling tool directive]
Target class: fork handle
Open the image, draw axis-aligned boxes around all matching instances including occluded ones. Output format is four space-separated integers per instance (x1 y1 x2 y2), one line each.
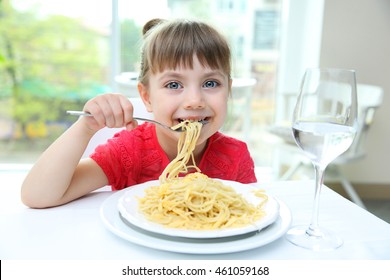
67 111 151 123
66 111 92 116
65 111 181 131
66 111 165 127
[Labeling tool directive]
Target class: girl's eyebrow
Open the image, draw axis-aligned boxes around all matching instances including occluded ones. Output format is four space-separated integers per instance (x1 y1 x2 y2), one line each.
158 70 227 81
202 70 227 79
157 71 183 81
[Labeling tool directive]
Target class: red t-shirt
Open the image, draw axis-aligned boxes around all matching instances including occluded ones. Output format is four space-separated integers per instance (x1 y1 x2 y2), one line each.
90 123 257 190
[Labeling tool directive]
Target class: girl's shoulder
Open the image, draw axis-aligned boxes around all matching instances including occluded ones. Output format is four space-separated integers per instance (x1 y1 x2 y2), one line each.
209 131 249 150
200 132 256 183
204 132 251 164
102 122 160 158
113 122 156 142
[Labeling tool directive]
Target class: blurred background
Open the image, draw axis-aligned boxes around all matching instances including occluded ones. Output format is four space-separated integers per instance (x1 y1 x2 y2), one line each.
0 0 389 218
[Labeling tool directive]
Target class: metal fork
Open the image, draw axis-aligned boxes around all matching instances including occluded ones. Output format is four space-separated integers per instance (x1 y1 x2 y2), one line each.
66 111 207 132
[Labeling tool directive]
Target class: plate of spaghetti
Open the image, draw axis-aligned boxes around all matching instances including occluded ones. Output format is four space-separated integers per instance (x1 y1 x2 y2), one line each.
118 120 278 238
117 174 279 238
102 187 290 254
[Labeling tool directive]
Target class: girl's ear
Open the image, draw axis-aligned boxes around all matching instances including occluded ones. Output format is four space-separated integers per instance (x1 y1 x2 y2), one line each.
138 82 153 112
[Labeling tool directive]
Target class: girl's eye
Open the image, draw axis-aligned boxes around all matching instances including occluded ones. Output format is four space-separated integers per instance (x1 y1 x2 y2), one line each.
166 81 182 89
203 80 219 88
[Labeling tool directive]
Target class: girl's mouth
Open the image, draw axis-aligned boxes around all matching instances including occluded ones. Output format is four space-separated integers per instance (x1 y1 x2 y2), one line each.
177 118 209 125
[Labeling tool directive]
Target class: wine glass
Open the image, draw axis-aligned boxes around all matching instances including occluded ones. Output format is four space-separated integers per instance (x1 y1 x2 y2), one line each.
285 68 358 251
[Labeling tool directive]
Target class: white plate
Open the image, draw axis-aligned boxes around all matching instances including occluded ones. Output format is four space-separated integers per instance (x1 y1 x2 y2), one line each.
117 179 280 238
100 186 292 254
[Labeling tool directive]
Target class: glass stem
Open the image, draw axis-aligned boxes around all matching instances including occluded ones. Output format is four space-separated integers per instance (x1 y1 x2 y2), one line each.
307 163 326 237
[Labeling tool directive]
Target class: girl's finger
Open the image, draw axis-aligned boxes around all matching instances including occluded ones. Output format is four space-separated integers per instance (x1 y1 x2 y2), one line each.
119 96 135 126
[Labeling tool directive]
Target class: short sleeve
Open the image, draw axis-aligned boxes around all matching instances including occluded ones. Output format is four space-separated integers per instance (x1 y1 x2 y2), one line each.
90 123 168 190
235 143 257 183
90 129 139 189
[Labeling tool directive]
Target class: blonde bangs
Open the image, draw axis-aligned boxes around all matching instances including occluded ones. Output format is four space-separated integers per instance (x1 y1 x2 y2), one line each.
140 20 231 84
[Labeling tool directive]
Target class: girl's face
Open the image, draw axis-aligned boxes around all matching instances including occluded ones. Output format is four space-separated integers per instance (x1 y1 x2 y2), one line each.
138 55 231 159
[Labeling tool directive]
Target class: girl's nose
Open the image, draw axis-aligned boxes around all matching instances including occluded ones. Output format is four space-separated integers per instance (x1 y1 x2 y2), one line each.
183 88 205 109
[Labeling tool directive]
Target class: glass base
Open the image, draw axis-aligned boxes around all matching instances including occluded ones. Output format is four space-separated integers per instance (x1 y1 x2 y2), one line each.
286 225 343 252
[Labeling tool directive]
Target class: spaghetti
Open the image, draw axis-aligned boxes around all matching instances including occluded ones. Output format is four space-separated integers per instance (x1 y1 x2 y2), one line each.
159 120 202 183
138 120 268 230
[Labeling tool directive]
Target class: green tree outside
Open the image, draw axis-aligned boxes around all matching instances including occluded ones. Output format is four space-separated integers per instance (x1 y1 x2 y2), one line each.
0 0 141 162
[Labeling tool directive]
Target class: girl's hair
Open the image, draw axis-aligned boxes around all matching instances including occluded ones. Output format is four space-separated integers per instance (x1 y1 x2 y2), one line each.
139 19 231 85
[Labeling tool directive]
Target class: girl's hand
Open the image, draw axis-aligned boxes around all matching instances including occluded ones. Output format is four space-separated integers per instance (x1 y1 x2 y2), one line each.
81 93 138 133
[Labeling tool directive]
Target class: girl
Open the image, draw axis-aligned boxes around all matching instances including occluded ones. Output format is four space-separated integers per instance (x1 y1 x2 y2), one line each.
21 18 257 208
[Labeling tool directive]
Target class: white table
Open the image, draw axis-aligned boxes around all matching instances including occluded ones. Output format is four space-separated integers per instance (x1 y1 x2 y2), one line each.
1 170 390 260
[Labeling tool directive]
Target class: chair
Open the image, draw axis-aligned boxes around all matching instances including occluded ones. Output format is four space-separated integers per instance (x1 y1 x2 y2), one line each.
115 72 139 97
269 84 384 208
82 97 153 158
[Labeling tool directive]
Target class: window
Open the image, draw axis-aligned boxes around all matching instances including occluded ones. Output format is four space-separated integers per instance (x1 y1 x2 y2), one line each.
0 0 287 172
0 0 112 164
253 10 280 50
